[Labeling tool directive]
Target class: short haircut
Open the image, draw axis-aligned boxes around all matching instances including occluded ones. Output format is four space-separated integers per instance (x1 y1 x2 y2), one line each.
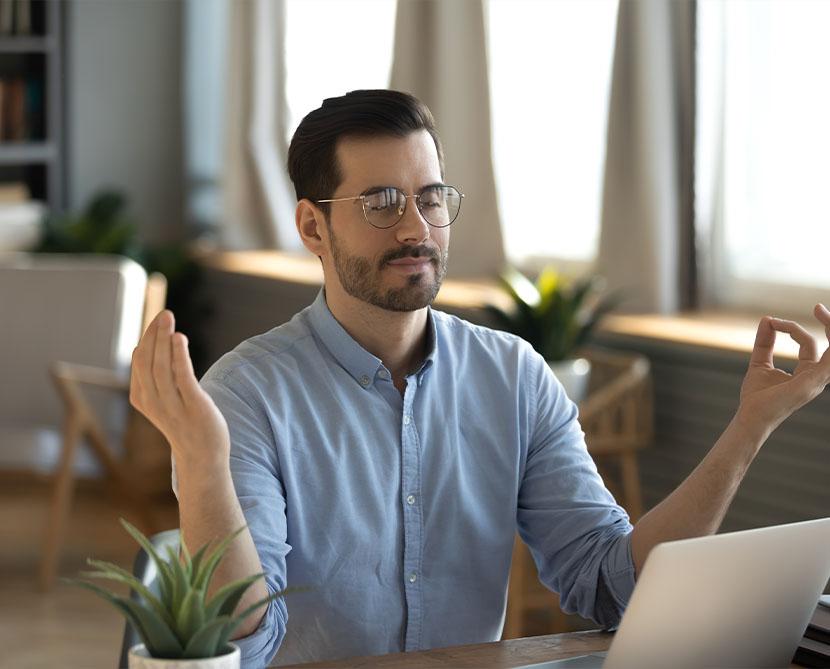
287 89 444 216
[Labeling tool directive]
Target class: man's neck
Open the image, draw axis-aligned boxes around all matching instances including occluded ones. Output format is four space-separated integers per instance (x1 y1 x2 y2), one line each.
324 283 429 391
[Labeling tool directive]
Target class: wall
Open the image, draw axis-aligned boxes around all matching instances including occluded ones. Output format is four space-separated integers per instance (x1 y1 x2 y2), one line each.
64 0 184 242
594 332 830 532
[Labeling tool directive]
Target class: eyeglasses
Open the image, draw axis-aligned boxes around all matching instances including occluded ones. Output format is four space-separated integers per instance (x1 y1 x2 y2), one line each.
317 184 464 229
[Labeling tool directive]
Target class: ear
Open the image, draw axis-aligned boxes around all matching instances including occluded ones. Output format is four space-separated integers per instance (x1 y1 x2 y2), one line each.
296 199 329 257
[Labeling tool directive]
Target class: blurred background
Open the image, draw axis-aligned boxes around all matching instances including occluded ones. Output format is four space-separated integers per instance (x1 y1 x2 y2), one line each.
1 0 830 667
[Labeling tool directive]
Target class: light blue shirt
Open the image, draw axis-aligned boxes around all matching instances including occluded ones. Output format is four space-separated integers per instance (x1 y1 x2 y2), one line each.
198 290 635 668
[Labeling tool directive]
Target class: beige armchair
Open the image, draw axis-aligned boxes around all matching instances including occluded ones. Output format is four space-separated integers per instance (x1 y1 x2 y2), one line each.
0 253 171 588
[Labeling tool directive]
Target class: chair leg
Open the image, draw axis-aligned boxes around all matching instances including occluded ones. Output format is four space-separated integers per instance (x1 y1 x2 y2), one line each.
39 412 83 591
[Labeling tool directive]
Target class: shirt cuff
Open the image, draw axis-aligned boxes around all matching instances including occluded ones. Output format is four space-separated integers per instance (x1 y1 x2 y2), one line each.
233 579 287 669
596 531 637 629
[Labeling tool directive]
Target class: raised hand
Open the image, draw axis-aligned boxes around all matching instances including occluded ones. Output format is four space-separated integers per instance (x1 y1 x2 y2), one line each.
130 310 230 474
737 304 830 436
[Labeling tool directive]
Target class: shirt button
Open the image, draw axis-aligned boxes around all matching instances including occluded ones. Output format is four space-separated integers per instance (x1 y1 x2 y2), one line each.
408 572 417 583
378 369 389 379
406 494 416 505
359 375 370 386
403 415 411 425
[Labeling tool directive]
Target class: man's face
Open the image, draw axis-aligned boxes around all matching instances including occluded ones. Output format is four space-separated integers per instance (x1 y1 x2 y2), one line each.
323 130 450 312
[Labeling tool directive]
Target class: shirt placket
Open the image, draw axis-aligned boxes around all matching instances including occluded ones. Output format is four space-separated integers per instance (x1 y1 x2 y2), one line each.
400 375 423 650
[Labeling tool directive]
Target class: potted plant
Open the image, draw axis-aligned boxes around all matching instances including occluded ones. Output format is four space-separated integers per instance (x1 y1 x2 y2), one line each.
485 266 619 403
67 519 290 668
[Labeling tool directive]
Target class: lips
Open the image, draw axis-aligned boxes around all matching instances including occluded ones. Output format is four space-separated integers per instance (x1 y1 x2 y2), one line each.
387 258 432 266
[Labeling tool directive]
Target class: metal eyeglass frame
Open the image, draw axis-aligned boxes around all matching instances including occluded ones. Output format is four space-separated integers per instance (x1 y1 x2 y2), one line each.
316 185 464 229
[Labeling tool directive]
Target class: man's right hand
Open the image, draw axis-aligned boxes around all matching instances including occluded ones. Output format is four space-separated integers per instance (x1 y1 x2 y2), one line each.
130 310 230 474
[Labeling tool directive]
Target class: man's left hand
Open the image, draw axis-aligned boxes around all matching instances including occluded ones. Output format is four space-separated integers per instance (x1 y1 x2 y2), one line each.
736 304 830 437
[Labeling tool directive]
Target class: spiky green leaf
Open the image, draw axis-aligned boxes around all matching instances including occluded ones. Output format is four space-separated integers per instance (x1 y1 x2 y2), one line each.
181 616 233 659
80 561 173 628
119 518 175 608
193 526 247 592
175 587 206 645
166 544 190 620
68 579 183 657
205 572 265 620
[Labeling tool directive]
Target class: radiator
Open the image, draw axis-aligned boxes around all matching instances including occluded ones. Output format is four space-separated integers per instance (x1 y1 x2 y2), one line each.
595 333 830 532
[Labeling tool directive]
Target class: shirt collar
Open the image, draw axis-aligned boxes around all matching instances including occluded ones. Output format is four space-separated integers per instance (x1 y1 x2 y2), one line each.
306 289 437 390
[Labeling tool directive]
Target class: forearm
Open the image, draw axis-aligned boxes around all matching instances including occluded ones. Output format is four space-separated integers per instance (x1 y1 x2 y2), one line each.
630 411 768 575
176 461 269 639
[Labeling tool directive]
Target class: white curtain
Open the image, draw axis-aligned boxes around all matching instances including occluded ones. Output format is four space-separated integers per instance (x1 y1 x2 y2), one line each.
597 0 696 313
390 0 505 279
221 0 299 250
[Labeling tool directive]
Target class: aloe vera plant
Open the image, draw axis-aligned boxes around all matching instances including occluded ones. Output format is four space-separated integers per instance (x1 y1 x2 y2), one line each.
485 266 620 362
67 519 288 660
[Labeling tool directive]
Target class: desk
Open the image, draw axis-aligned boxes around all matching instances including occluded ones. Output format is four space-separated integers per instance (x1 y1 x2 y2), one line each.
276 630 805 668
277 631 612 668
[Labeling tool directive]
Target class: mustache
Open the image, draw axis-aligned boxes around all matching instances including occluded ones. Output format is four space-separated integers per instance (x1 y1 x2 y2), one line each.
380 245 441 266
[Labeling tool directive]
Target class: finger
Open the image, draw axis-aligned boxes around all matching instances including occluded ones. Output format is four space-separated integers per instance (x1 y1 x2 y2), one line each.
152 310 184 407
769 317 819 362
129 346 144 409
749 317 777 367
815 303 830 344
131 312 162 399
171 332 202 405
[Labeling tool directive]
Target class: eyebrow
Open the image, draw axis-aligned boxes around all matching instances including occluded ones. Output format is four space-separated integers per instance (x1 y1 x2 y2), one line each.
361 182 447 195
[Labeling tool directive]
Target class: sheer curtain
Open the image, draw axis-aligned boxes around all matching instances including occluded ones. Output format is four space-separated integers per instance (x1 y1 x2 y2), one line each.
597 0 697 314
222 0 298 250
697 0 830 314
390 0 504 278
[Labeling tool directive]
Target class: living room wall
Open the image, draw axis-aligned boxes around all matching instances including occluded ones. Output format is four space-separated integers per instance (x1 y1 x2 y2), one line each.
64 0 184 243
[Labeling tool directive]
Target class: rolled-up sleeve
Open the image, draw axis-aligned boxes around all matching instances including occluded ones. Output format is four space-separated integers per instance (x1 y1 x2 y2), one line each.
199 363 291 668
516 351 635 628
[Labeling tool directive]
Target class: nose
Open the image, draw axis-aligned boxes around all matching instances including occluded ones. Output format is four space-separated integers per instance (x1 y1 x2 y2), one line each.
395 195 430 245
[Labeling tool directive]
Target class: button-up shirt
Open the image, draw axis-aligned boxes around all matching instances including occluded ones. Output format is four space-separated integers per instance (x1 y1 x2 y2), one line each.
196 290 635 668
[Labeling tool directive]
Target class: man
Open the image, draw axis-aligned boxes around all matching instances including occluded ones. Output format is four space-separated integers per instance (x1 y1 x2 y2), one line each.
130 90 830 668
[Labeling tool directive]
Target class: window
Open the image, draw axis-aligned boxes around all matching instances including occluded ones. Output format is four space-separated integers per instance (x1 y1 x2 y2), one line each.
698 0 830 311
284 0 397 144
487 0 618 271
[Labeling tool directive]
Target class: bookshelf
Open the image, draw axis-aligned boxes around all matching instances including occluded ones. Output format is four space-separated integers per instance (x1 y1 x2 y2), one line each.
0 0 62 211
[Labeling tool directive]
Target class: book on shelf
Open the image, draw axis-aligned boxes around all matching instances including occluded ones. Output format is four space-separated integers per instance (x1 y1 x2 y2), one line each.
0 0 33 36
0 75 44 141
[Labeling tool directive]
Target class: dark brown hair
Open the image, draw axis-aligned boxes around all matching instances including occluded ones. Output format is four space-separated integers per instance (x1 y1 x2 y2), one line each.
287 89 444 216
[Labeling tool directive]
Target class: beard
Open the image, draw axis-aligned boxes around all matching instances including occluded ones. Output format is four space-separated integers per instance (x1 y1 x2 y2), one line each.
329 227 448 312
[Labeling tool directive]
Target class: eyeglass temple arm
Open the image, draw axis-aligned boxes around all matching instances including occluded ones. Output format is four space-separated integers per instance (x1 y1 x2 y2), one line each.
316 196 362 204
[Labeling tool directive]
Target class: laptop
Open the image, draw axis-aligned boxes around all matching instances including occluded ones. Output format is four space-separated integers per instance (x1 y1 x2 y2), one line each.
518 517 830 669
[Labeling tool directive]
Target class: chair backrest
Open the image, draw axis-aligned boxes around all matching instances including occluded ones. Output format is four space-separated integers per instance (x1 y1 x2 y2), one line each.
0 253 148 430
118 528 181 668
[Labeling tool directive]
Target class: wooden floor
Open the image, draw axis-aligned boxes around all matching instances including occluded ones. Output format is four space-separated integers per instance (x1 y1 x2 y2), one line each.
0 477 178 669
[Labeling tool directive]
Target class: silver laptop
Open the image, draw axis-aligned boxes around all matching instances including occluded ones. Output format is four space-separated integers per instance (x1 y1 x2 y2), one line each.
520 517 830 669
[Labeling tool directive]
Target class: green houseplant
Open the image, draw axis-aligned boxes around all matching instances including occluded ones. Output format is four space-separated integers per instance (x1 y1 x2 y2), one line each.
485 266 619 402
67 519 289 668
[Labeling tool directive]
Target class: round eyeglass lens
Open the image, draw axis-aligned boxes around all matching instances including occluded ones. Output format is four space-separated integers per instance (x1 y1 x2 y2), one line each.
363 188 406 229
418 185 461 228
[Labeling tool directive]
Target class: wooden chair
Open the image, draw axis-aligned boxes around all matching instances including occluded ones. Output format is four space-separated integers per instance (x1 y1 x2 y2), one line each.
39 272 172 590
503 347 653 639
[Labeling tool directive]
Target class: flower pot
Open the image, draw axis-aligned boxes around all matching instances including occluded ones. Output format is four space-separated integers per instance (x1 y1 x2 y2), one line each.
128 644 240 669
548 357 592 404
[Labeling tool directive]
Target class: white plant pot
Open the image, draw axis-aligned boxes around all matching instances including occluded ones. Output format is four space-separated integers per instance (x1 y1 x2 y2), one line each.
548 358 592 404
128 644 240 669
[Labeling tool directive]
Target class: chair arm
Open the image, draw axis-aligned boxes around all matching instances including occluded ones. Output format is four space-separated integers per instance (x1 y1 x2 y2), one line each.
51 361 130 392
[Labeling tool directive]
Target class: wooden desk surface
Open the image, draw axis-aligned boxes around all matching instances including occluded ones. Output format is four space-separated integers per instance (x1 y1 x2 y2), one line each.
276 630 613 668
275 629 807 668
